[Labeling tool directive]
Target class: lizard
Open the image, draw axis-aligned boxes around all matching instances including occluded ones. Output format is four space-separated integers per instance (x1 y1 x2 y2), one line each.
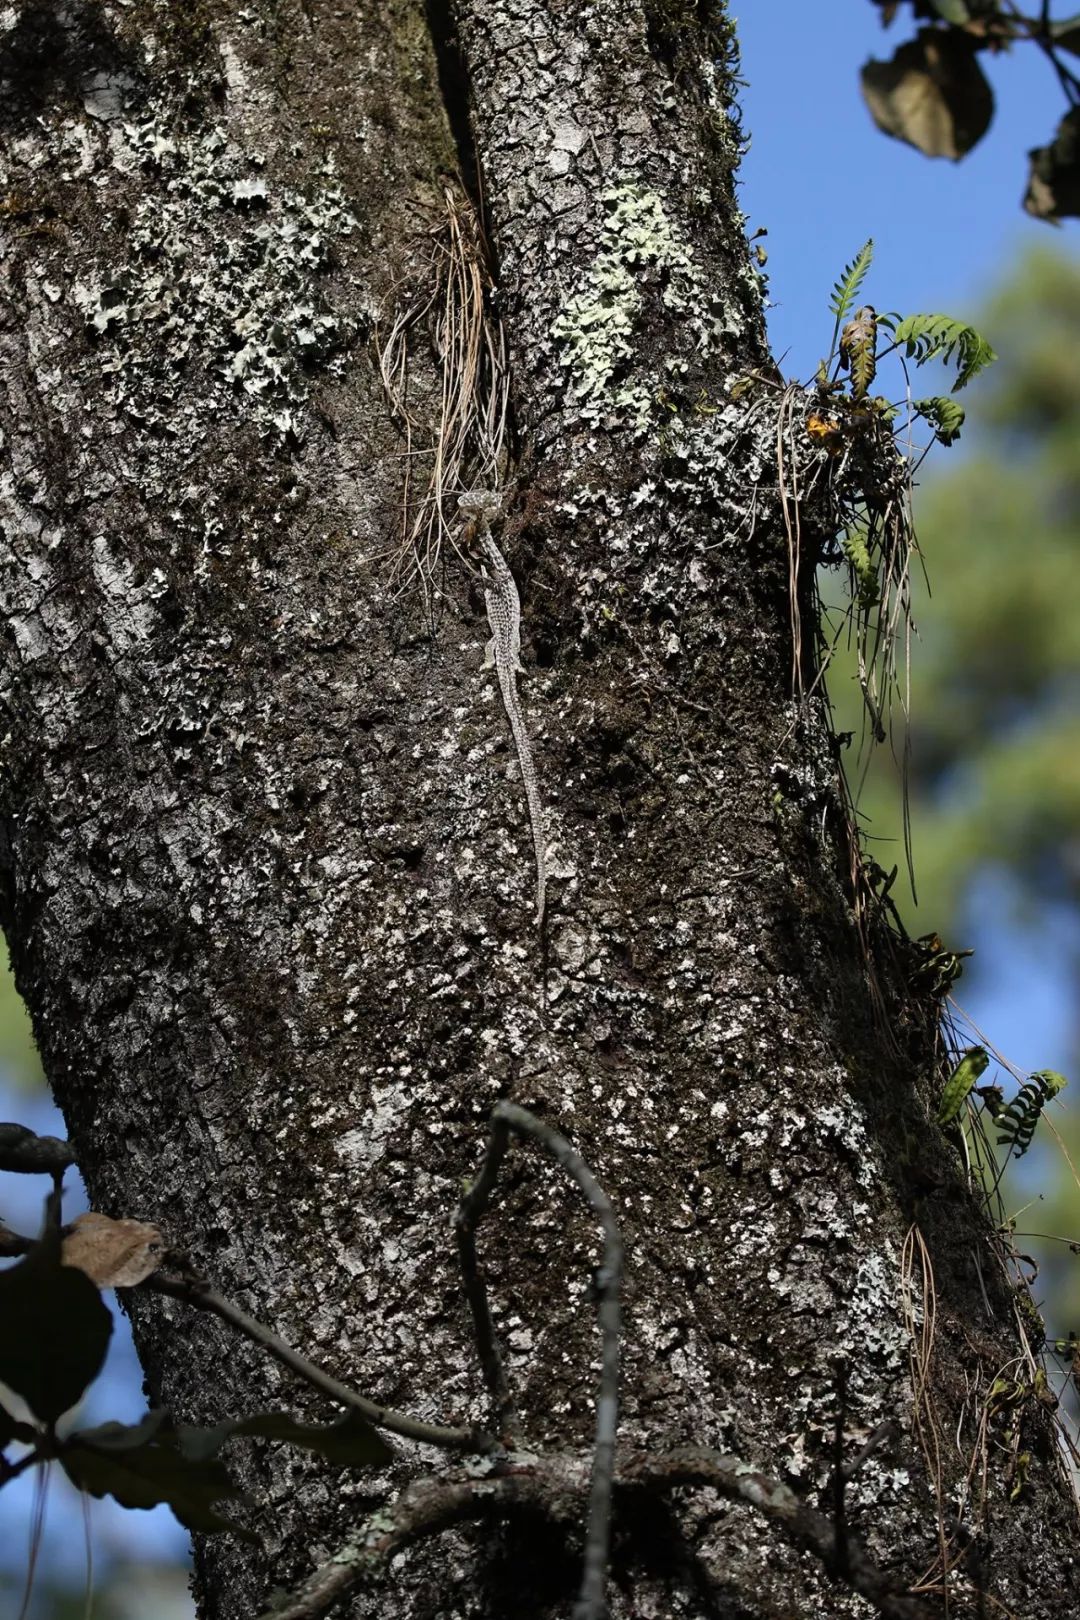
458 491 547 937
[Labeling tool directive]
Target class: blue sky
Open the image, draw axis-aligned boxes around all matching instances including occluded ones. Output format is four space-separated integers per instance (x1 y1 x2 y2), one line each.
736 1 1080 1333
736 3 1080 1055
0 1088 192 1616
3 5 1080 1612
735 4 1068 378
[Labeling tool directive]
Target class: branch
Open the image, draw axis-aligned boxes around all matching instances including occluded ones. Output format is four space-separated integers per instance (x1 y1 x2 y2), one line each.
261 1446 939 1620
622 1448 937 1620
2 1220 493 1452
256 1461 585 1620
0 1447 45 1490
456 1102 623 1620
146 1268 495 1454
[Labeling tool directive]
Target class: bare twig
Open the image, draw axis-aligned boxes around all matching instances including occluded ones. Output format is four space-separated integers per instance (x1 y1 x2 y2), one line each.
254 1468 540 1620
622 1447 939 1620
148 1269 493 1455
4 1221 484 1453
456 1102 623 1620
454 1114 521 1445
260 1445 939 1620
0 1448 44 1490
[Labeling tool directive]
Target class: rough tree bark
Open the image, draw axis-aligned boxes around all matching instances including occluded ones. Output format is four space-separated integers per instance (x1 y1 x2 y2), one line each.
1 2 1076 1617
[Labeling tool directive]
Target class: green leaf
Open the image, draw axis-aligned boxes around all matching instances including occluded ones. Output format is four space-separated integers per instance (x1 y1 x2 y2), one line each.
61 1415 258 1542
936 1046 989 1126
913 395 967 445
829 240 874 326
841 307 879 400
1029 1070 1067 1099
841 528 879 607
828 241 874 364
0 1223 112 1424
889 313 996 389
175 1409 392 1468
995 1070 1067 1158
930 0 971 21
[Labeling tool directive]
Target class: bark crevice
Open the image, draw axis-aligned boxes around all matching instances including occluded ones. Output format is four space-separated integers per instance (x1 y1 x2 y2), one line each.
423 0 482 207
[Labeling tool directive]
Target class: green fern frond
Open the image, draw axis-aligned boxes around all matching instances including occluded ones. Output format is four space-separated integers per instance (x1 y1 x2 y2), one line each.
995 1070 1067 1158
841 527 879 607
887 313 997 391
828 239 874 361
936 1046 988 1128
829 240 875 324
865 395 899 424
913 396 966 446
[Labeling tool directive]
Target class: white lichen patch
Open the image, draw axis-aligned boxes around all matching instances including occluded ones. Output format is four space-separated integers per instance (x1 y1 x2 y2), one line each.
87 534 161 651
841 1244 909 1376
551 181 723 429
336 1078 413 1169
64 114 357 445
847 1458 912 1509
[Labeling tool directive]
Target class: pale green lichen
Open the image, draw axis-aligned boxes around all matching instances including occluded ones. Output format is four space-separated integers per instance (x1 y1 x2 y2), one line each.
552 183 705 429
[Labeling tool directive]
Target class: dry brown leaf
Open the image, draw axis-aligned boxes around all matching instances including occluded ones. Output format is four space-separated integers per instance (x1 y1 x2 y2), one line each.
1024 108 1080 222
62 1212 164 1289
839 306 878 400
861 28 993 160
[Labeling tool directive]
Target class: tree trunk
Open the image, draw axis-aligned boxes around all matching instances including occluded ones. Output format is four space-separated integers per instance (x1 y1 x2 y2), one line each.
1 2 1076 1617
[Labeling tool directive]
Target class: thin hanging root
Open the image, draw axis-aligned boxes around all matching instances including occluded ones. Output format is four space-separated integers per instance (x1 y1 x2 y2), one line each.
824 412 921 902
777 382 804 695
900 1228 1005 1614
376 182 510 609
901 1225 953 1612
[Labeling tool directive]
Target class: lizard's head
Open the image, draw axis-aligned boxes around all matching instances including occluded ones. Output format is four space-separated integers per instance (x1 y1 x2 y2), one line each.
457 489 503 521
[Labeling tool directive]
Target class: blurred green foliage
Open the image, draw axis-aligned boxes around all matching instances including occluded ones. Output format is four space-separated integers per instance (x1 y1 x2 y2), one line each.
0 1572 121 1620
0 1563 193 1620
0 937 43 1091
828 244 1080 939
826 242 1080 1342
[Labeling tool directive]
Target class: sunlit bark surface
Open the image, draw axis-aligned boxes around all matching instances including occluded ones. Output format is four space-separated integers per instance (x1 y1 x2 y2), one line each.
1 2 1076 1615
